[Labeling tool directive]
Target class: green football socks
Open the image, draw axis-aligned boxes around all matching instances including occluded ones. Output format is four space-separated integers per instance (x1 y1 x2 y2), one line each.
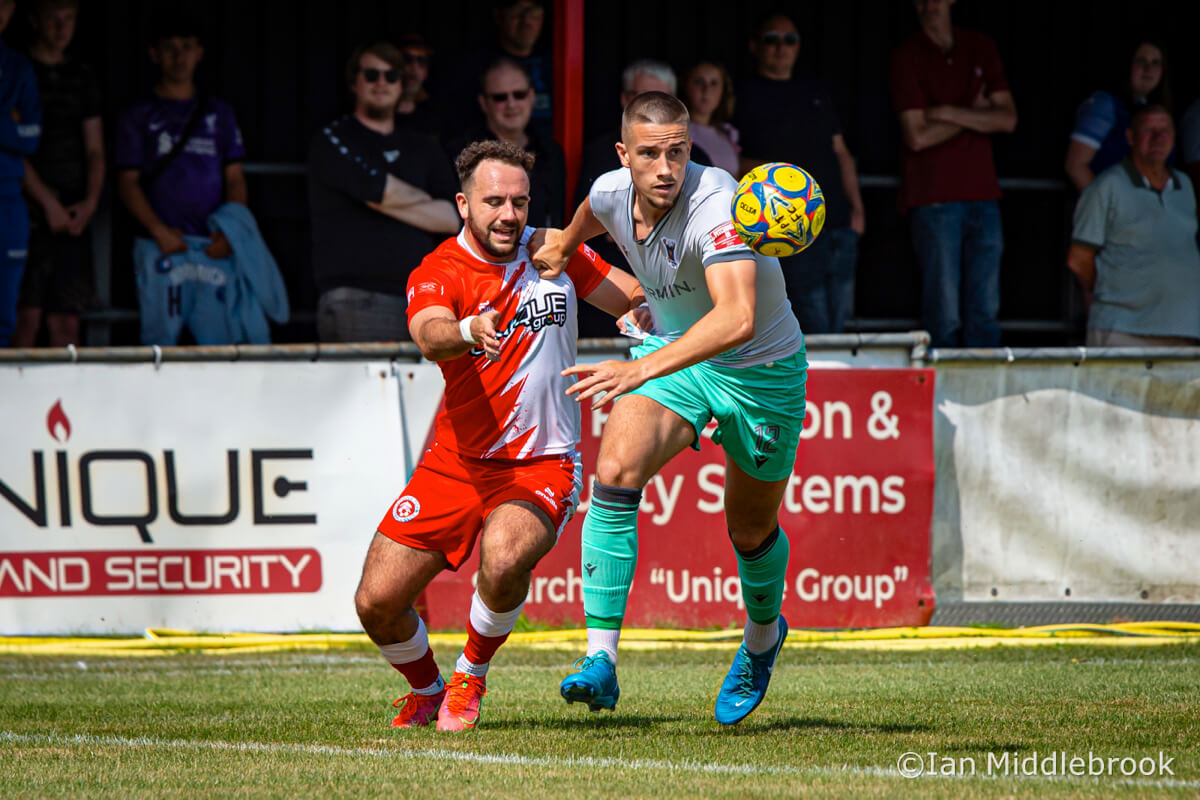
580 482 642 630
734 526 790 625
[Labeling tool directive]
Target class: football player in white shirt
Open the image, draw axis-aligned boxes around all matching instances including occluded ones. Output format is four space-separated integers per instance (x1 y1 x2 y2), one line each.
532 92 807 725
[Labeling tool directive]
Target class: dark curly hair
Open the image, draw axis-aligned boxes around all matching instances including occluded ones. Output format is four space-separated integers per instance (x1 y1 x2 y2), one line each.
454 140 536 188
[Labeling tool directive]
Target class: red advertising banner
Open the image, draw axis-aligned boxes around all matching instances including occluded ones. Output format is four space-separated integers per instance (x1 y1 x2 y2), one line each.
0 549 323 597
424 368 936 630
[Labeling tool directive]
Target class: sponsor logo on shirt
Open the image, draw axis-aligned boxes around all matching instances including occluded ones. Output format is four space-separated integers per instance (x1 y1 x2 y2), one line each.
645 280 697 300
507 292 569 335
472 291 569 358
708 221 743 251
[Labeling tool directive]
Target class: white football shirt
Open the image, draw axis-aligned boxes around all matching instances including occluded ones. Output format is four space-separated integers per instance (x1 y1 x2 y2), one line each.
589 162 803 367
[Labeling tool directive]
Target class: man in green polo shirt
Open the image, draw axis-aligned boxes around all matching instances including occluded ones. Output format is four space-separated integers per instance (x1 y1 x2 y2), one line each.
1068 104 1200 346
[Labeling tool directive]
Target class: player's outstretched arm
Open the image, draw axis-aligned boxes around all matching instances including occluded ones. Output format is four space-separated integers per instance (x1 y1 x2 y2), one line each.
530 197 607 278
410 306 502 362
582 265 646 321
563 258 757 407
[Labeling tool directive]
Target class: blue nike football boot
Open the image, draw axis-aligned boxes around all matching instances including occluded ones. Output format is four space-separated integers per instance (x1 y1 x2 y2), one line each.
713 615 788 725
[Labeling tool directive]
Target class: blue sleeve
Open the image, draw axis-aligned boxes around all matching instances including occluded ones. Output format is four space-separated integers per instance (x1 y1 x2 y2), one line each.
0 61 41 155
1070 91 1116 150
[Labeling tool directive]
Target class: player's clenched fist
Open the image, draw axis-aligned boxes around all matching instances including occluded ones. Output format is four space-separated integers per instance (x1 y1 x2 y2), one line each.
529 227 570 278
471 310 502 361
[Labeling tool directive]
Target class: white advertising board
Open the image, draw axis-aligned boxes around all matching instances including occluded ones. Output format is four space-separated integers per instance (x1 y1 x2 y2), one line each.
934 362 1200 603
0 361 405 634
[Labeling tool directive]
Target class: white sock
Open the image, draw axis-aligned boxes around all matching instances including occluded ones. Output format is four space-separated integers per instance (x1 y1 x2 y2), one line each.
412 677 446 696
455 653 488 677
586 628 621 665
744 618 780 655
469 590 524 637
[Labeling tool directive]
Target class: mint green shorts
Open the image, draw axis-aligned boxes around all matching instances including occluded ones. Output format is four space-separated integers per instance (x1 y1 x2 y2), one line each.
627 336 807 482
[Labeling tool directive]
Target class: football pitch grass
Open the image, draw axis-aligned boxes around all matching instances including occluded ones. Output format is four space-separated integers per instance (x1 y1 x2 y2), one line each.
1 639 1197 798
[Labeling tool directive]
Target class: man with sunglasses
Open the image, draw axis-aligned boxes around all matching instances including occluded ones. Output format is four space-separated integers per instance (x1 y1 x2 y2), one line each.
308 41 461 343
444 57 564 229
734 13 865 336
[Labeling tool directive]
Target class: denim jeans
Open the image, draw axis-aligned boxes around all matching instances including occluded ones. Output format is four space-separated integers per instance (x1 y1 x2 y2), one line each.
909 200 1003 347
317 287 411 343
782 226 859 334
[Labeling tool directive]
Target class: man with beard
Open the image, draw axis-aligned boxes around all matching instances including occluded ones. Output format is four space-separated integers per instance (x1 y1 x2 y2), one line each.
308 41 460 343
354 140 644 732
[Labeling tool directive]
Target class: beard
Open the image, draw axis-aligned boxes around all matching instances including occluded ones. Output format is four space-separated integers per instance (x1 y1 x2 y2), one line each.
361 100 394 121
467 215 521 261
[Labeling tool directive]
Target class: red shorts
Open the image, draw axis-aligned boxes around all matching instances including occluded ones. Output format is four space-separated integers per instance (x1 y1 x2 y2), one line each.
377 441 582 570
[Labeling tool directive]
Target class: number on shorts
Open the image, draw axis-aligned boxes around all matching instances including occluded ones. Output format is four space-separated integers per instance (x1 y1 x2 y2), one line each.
754 424 780 454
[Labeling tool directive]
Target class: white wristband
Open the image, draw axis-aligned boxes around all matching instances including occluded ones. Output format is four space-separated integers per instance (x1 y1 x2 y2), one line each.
459 315 478 343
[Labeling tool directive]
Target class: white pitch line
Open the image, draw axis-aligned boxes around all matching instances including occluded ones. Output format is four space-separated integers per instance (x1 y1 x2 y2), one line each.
1 731 1198 789
0 731 802 777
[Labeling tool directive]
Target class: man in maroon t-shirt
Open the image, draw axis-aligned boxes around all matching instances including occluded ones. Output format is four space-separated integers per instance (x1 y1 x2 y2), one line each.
889 0 1017 347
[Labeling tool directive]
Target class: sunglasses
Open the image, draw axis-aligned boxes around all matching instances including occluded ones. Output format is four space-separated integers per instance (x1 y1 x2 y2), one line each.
402 52 428 67
489 88 531 103
361 67 400 84
762 32 799 46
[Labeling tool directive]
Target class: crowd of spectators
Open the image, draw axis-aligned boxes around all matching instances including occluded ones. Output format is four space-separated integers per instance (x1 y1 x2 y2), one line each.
1 0 1198 349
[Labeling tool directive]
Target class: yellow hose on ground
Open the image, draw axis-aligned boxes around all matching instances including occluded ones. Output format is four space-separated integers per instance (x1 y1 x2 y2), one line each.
0 622 1197 657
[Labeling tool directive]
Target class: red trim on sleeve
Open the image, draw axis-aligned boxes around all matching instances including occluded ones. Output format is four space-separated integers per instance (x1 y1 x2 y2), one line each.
564 243 612 297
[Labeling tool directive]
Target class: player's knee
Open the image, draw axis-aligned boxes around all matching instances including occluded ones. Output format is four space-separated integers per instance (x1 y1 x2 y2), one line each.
594 454 643 488
479 552 532 592
354 585 396 635
728 524 775 553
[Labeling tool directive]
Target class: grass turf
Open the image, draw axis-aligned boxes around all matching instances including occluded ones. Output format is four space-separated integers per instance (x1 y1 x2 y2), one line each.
1 641 1197 798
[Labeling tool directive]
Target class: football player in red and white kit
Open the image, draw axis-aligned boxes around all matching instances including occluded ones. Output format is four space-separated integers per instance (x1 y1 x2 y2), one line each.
354 140 645 732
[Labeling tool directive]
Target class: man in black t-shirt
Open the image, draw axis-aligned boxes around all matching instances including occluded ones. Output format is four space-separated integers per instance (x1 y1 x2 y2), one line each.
734 13 865 334
308 42 460 343
13 0 101 347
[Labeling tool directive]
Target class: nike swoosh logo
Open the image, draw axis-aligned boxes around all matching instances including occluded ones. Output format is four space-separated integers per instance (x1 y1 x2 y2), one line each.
734 699 750 707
